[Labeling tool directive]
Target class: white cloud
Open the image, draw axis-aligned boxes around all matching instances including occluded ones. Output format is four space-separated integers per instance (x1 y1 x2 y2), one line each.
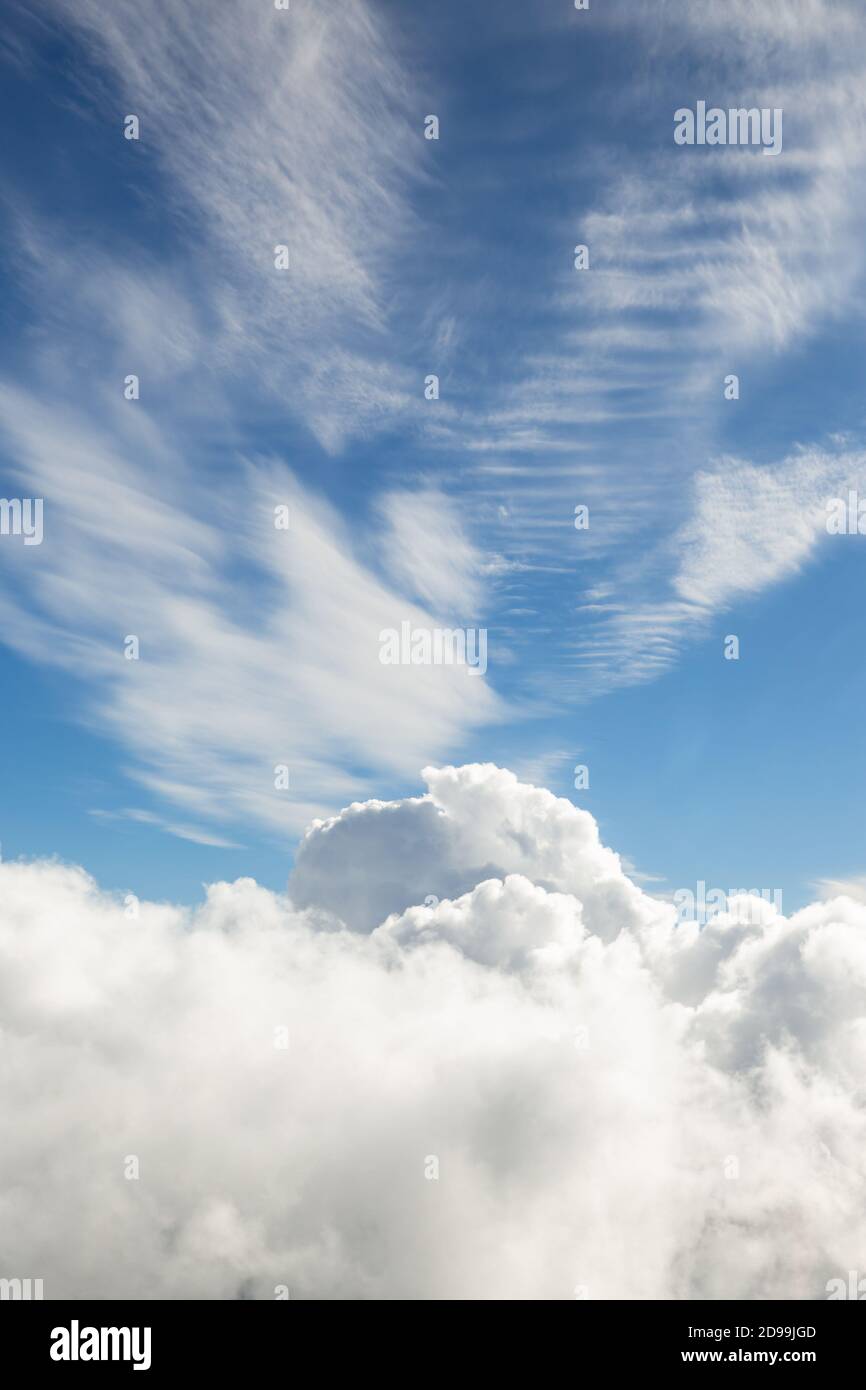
2 764 865 1299
429 0 866 696
813 875 866 906
89 807 243 851
11 0 866 729
0 387 502 838
0 2 507 840
565 444 866 694
47 0 423 453
671 449 865 610
291 762 654 939
377 490 486 617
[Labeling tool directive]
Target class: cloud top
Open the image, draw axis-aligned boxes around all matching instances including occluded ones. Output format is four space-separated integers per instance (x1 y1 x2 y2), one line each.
1 764 864 1299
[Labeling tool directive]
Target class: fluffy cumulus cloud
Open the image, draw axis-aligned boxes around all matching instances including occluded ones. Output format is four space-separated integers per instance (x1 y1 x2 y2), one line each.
1 765 864 1300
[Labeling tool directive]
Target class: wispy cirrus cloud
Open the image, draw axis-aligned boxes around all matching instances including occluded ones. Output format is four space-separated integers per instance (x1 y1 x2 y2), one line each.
376 489 487 617
3 0 866 843
90 807 243 851
0 383 502 842
567 445 866 693
0 0 509 841
427 0 866 696
814 874 866 904
44 0 430 453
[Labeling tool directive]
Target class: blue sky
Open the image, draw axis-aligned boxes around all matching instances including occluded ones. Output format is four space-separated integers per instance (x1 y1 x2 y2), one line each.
2 0 866 910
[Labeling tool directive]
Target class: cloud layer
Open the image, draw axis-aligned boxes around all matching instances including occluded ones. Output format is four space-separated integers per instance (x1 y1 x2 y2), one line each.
2 764 864 1299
